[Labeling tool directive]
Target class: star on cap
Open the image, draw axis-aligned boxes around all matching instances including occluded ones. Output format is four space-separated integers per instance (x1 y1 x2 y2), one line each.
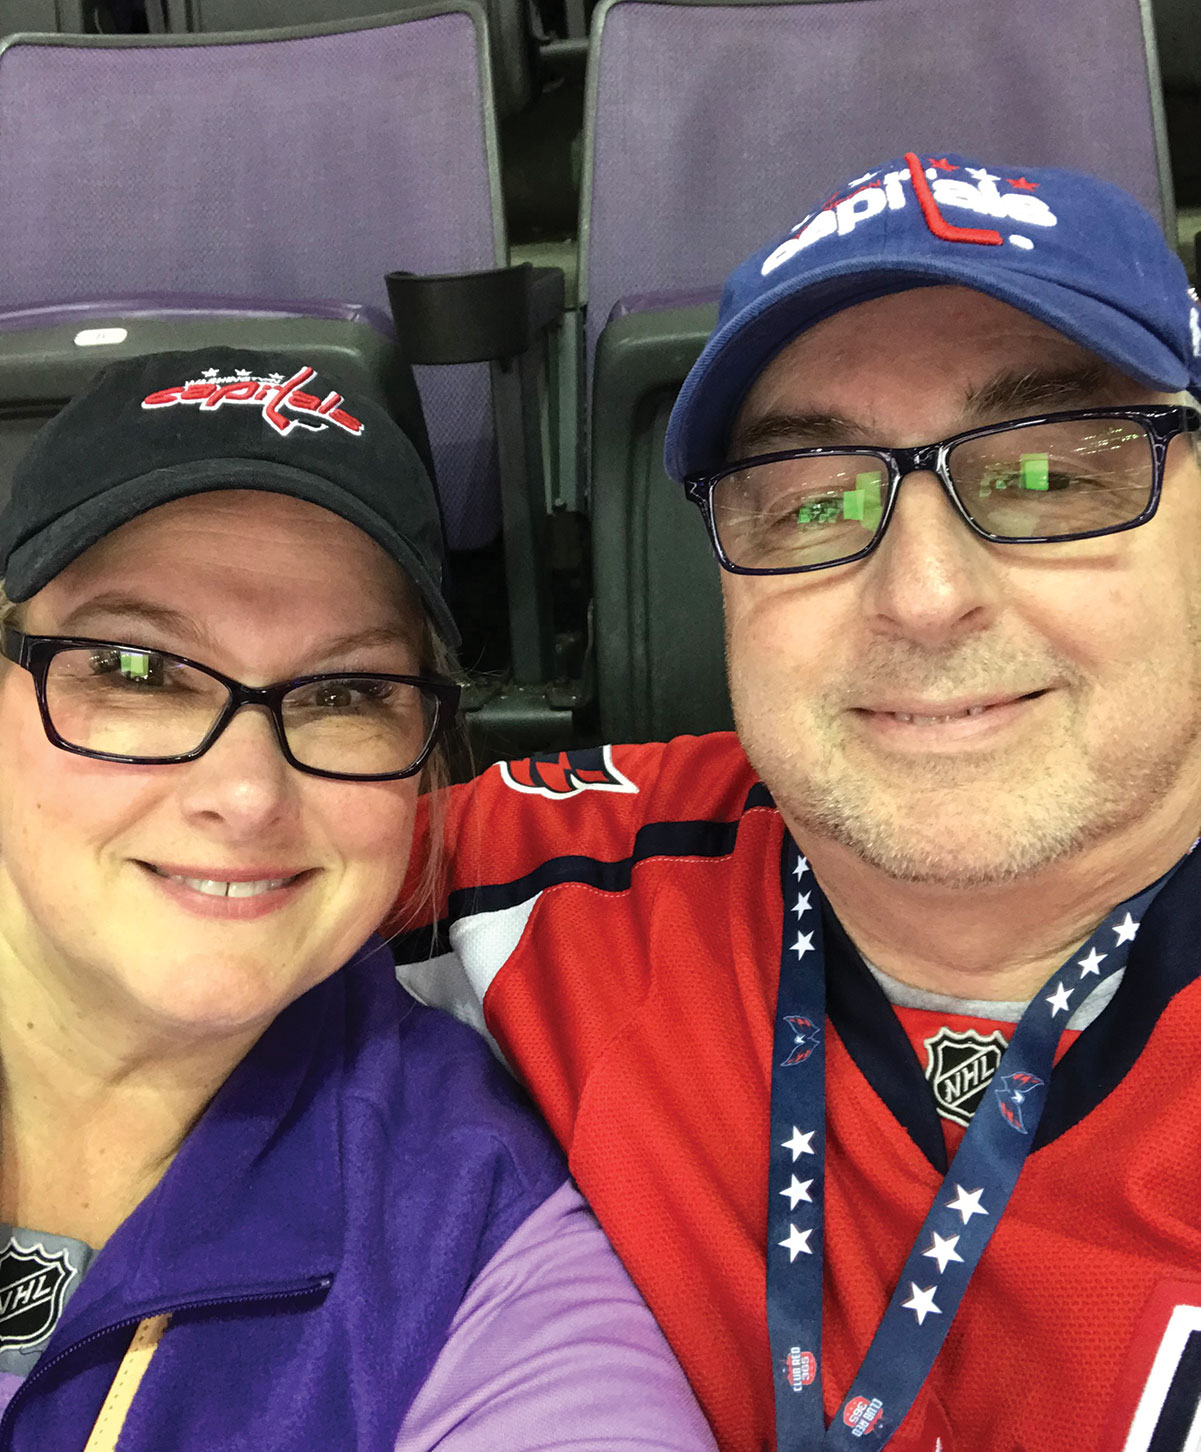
780 1175 814 1210
792 932 816 959
792 892 812 918
901 1282 942 1325
1112 913 1139 945
1046 982 1073 1017
923 1232 964 1274
946 1184 988 1224
264 372 285 385
1077 947 1107 978
778 1224 813 1261
782 1127 816 1160
1008 176 1039 190
928 157 957 171
966 166 1000 182
202 368 220 378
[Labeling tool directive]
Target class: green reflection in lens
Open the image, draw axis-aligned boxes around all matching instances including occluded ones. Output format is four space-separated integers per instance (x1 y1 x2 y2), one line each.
842 471 883 531
1020 453 1050 491
120 650 150 678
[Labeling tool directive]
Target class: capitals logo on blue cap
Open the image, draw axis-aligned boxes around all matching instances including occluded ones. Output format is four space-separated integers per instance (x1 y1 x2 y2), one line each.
665 152 1201 482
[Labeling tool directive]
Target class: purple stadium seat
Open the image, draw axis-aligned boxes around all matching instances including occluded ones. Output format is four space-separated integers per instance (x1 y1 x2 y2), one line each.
153 0 533 119
0 9 506 550
580 0 1174 381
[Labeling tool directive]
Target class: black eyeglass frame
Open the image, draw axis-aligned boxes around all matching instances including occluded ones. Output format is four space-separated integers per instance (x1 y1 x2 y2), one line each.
682 404 1201 576
0 628 462 783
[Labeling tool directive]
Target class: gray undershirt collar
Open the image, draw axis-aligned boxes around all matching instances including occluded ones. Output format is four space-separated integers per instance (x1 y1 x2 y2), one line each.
863 957 1124 1032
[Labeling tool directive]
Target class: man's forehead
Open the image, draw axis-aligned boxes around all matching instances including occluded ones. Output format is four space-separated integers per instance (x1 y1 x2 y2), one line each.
731 285 1138 451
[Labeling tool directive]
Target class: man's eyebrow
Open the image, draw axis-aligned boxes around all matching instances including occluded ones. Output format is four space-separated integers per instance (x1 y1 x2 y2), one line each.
962 363 1117 422
727 364 1122 461
53 595 414 660
728 411 868 458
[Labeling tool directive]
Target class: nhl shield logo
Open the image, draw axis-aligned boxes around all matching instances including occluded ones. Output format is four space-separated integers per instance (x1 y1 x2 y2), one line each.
0 1239 73 1350
922 1027 1008 1128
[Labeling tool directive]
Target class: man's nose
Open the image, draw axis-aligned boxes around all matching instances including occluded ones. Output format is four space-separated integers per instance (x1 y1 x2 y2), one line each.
860 469 1003 645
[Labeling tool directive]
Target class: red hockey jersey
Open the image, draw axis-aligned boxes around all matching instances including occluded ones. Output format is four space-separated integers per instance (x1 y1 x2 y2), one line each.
392 733 1201 1452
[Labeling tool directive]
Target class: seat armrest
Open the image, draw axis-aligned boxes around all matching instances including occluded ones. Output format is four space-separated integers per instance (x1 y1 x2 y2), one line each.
386 264 565 365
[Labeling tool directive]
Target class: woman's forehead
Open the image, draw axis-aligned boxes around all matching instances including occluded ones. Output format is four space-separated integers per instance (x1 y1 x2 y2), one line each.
28 491 419 637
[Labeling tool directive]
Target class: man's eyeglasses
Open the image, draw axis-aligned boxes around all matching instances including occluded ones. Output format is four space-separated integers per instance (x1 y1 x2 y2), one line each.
683 405 1201 575
0 629 461 782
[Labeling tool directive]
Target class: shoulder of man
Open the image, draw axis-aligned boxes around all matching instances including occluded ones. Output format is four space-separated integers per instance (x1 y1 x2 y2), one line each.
395 732 763 931
386 732 773 1123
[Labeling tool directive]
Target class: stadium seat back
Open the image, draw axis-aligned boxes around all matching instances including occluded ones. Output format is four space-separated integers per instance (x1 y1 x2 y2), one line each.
155 0 533 118
0 10 507 550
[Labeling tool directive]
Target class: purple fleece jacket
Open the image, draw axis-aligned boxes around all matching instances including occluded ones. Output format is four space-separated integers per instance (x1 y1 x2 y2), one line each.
0 938 715 1450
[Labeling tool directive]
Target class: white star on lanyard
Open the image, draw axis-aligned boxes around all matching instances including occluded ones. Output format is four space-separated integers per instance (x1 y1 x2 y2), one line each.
779 1223 813 1261
782 1127 816 1160
793 855 810 881
792 892 813 918
901 1282 942 1325
945 1184 988 1224
792 932 816 959
780 1175 814 1209
1077 947 1107 978
1113 912 1139 945
1045 982 1073 1017
923 1231 964 1274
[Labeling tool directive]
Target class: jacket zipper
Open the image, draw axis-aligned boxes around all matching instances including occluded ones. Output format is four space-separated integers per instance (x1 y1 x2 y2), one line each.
0 1276 333 1450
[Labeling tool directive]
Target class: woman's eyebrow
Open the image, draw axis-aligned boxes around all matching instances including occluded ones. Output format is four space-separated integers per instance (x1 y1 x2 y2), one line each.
55 595 201 642
54 598 414 661
306 627 418 661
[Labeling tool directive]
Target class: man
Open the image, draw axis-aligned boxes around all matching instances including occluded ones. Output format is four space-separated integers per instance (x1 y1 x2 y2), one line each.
393 153 1201 1451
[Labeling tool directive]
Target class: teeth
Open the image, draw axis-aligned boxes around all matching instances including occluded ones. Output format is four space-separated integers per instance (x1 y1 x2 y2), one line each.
891 705 989 725
163 874 292 897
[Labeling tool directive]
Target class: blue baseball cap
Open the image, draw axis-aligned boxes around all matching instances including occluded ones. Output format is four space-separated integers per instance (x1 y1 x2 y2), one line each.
664 151 1201 482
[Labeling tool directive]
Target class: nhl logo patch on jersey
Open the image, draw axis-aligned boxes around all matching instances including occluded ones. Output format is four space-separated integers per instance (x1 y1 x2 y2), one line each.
0 1238 73 1351
922 1027 1008 1127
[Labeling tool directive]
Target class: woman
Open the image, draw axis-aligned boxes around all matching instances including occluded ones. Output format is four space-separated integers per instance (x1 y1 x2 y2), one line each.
0 349 717 1451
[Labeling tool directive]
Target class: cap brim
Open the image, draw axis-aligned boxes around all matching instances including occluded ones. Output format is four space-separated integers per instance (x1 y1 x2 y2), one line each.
665 253 1193 480
3 456 461 649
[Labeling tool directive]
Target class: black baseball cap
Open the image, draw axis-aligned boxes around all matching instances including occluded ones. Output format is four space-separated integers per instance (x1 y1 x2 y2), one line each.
0 347 459 647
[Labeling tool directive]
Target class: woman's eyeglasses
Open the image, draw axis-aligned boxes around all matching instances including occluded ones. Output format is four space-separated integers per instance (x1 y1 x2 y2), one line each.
0 629 461 782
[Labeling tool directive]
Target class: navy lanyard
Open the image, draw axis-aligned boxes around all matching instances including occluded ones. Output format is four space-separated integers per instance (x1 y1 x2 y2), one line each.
767 838 1181 1448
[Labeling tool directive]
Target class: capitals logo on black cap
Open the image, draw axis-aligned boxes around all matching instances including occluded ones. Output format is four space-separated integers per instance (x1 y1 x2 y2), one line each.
142 364 364 439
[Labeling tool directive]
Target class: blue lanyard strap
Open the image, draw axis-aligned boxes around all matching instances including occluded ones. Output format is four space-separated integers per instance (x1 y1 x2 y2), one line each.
767 838 1180 1448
